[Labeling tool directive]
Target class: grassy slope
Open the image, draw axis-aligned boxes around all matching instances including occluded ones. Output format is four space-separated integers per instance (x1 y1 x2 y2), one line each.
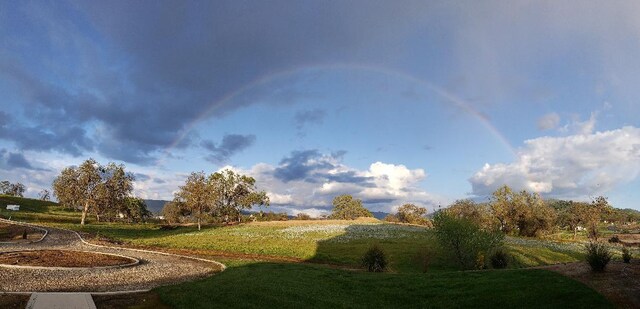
0 196 614 308
158 261 613 309
0 195 80 224
52 219 588 272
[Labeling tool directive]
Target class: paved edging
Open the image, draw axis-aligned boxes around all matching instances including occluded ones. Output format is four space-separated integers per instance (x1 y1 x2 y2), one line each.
0 249 140 271
0 219 48 244
67 227 227 271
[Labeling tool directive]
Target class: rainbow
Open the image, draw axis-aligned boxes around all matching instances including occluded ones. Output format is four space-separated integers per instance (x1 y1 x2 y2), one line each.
165 63 516 157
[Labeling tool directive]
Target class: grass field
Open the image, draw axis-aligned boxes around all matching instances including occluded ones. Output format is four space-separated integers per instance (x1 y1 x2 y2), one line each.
156 261 613 309
0 195 624 307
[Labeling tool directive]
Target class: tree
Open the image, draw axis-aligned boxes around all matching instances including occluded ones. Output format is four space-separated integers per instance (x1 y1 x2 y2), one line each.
122 197 152 223
162 201 183 224
175 172 212 230
76 159 105 225
209 169 269 223
517 191 557 237
53 159 137 225
328 194 372 220
433 211 504 270
445 199 496 231
0 181 26 197
53 167 82 211
396 203 432 226
38 189 51 201
560 201 590 239
94 163 134 222
490 185 521 234
0 181 10 195
489 186 557 236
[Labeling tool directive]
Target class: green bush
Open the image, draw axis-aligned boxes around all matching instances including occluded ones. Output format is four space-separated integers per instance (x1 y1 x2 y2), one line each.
585 242 612 271
361 244 387 272
490 248 510 269
608 235 619 243
433 212 504 270
622 247 632 263
413 247 433 273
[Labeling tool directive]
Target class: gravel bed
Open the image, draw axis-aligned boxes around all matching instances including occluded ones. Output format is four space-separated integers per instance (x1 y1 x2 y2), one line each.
0 223 222 292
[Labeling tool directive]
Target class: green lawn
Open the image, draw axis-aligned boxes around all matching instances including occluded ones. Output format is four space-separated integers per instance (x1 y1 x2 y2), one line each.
157 261 613 309
62 219 593 272
0 195 618 308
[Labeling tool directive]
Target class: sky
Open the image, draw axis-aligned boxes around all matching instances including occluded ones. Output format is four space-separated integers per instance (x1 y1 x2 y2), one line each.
1 1 640 216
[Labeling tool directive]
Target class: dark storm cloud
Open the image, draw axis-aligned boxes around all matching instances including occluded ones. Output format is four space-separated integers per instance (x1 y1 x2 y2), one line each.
133 173 151 181
273 149 374 186
274 150 334 182
0 1 432 163
202 134 256 164
0 149 47 171
294 109 326 130
318 171 373 185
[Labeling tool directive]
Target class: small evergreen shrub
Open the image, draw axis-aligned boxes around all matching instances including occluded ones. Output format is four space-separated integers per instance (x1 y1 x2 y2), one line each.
22 229 27 240
490 248 509 269
622 247 632 263
362 244 387 272
585 242 612 272
608 235 619 243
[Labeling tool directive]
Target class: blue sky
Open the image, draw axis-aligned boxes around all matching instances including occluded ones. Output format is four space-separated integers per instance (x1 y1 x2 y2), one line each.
1 1 639 215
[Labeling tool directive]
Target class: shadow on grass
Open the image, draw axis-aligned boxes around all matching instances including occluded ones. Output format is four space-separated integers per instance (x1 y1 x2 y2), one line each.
150 223 613 308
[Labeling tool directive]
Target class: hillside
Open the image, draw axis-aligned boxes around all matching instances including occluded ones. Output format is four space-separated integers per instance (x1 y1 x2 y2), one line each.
144 199 169 214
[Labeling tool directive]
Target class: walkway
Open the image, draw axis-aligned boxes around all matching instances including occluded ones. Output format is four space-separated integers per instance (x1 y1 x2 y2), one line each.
0 220 224 292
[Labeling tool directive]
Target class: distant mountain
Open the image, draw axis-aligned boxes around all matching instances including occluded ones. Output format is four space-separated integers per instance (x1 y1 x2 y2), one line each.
143 199 169 214
371 211 390 220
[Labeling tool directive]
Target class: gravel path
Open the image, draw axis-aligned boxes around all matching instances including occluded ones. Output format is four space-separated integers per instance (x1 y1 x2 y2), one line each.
0 220 224 292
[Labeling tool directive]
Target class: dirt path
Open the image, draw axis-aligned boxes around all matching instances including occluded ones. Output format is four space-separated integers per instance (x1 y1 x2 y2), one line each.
0 220 224 292
543 260 640 309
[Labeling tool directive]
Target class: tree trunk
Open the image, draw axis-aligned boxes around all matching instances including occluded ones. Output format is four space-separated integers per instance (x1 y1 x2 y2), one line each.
573 227 577 240
197 217 201 230
81 201 89 225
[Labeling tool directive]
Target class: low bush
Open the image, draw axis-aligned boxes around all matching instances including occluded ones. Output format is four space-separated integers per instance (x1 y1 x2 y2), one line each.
413 247 432 273
432 212 504 270
490 248 509 269
608 235 619 243
22 229 27 239
362 243 387 272
585 242 612 272
622 247 632 263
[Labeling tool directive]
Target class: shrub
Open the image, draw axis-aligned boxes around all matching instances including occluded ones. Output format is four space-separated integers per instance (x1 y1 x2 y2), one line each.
383 214 399 223
413 247 432 273
433 212 504 270
490 248 509 269
296 213 311 220
22 229 27 240
622 247 632 263
362 244 387 272
585 242 612 272
608 235 620 243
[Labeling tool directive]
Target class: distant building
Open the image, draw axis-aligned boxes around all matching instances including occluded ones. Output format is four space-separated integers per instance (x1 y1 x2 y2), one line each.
6 205 19 211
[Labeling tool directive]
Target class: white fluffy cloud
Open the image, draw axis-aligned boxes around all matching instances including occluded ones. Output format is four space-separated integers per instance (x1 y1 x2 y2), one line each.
226 151 443 213
470 126 640 198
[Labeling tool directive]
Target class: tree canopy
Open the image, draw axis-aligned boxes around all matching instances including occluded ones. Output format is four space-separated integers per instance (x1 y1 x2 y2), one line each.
52 158 143 225
328 195 372 220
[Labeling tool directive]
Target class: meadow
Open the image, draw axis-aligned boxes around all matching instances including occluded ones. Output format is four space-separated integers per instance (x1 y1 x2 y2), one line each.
0 195 627 308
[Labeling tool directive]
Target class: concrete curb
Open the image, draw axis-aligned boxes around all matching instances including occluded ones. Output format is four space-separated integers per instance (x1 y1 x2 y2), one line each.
0 218 226 295
68 227 227 271
0 219 48 244
0 249 140 271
